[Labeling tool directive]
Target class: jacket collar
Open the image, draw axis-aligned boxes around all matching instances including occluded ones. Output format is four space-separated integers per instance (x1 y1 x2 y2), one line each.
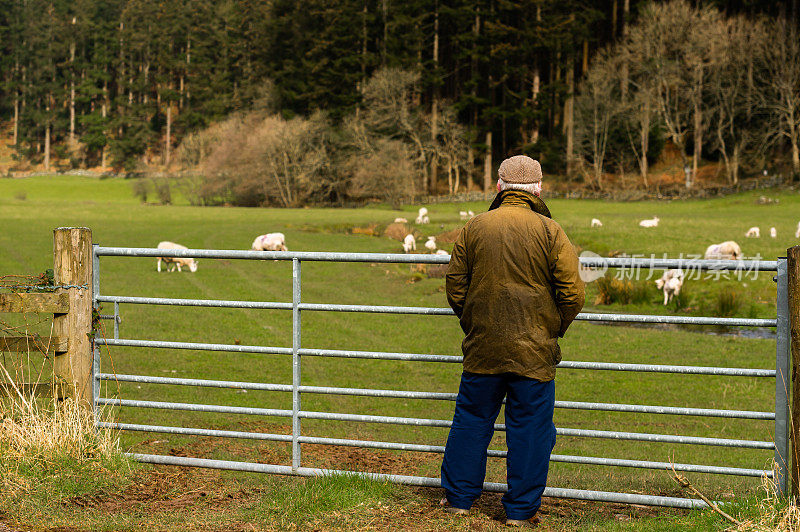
488 189 552 219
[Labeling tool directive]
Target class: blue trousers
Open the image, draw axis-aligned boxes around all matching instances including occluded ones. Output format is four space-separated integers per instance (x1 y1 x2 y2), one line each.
440 371 556 521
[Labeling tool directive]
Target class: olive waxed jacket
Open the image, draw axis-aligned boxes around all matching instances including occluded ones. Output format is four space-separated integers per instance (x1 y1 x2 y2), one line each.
445 190 585 381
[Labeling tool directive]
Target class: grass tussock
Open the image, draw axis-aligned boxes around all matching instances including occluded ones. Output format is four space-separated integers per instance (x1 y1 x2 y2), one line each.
594 276 651 305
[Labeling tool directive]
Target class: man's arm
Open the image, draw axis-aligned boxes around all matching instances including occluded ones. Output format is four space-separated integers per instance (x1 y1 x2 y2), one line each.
445 226 470 318
550 227 585 337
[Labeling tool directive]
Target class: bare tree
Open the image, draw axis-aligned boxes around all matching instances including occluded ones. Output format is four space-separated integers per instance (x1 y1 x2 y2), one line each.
708 15 769 184
761 18 800 175
575 50 620 190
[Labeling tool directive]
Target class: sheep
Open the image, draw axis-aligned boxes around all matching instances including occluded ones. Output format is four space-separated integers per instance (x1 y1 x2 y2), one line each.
424 236 437 253
252 233 288 252
655 269 684 306
770 227 777 238
468 210 475 218
639 216 659 228
415 207 430 224
591 218 603 228
459 211 469 221
704 241 742 260
157 241 198 273
402 234 416 253
796 221 800 239
745 226 760 238
394 217 408 224
434 249 449 255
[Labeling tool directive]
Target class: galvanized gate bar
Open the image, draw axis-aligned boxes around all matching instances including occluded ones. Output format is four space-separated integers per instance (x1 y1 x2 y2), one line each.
98 373 774 419
126 453 710 509
94 246 777 272
97 397 293 417
97 294 293 310
557 361 774 376
775 258 790 496
99 338 293 355
96 340 776 375
99 422 771 478
98 396 774 448
94 294 775 326
292 258 302 471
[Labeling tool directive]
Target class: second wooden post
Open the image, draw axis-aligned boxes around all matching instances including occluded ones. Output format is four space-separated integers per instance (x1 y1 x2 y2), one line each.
52 227 93 409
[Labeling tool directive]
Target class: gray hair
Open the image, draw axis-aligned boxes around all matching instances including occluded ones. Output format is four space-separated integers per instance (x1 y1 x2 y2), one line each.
497 177 542 196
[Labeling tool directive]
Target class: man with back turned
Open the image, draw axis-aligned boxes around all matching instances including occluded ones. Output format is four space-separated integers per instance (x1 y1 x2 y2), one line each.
440 155 585 528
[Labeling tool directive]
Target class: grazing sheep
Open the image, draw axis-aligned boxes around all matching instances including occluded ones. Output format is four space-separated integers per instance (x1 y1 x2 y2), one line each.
251 233 288 252
468 210 475 218
157 241 198 273
424 236 437 252
416 207 430 224
745 226 760 238
394 217 408 224
655 269 684 306
639 216 659 228
459 211 469 221
796 221 800 239
770 227 777 238
704 241 742 260
402 234 416 253
434 249 449 255
591 218 603 228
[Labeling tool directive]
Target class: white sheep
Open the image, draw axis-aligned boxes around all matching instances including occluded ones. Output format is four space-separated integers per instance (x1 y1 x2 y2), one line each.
468 210 475 218
770 227 777 238
402 234 416 253
745 226 760 238
639 216 659 228
416 207 430 224
252 233 288 252
704 241 742 260
394 217 408 224
157 241 198 273
655 269 684 306
591 218 603 228
424 236 437 252
459 211 469 221
796 221 800 239
434 249 449 255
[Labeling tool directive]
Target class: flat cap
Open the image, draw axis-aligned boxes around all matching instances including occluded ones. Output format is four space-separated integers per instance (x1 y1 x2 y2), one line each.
498 155 543 184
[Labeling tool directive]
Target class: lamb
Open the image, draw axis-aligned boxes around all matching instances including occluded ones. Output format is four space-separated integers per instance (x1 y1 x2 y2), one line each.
655 269 684 306
704 241 742 260
745 226 760 238
770 227 777 238
251 233 288 252
639 216 659 228
434 249 449 255
591 218 603 228
157 241 198 273
424 236 437 252
402 234 416 253
415 207 430 224
394 217 408 224
796 221 800 239
459 211 469 221
468 210 475 218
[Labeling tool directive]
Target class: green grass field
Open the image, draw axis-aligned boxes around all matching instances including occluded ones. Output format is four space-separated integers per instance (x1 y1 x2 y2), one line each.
2 175 799 530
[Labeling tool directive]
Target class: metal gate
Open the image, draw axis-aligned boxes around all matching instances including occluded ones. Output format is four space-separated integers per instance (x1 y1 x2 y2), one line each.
91 246 790 510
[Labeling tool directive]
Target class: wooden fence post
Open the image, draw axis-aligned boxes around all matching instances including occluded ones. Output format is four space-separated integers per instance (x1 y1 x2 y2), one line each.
52 227 93 409
788 245 800 500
